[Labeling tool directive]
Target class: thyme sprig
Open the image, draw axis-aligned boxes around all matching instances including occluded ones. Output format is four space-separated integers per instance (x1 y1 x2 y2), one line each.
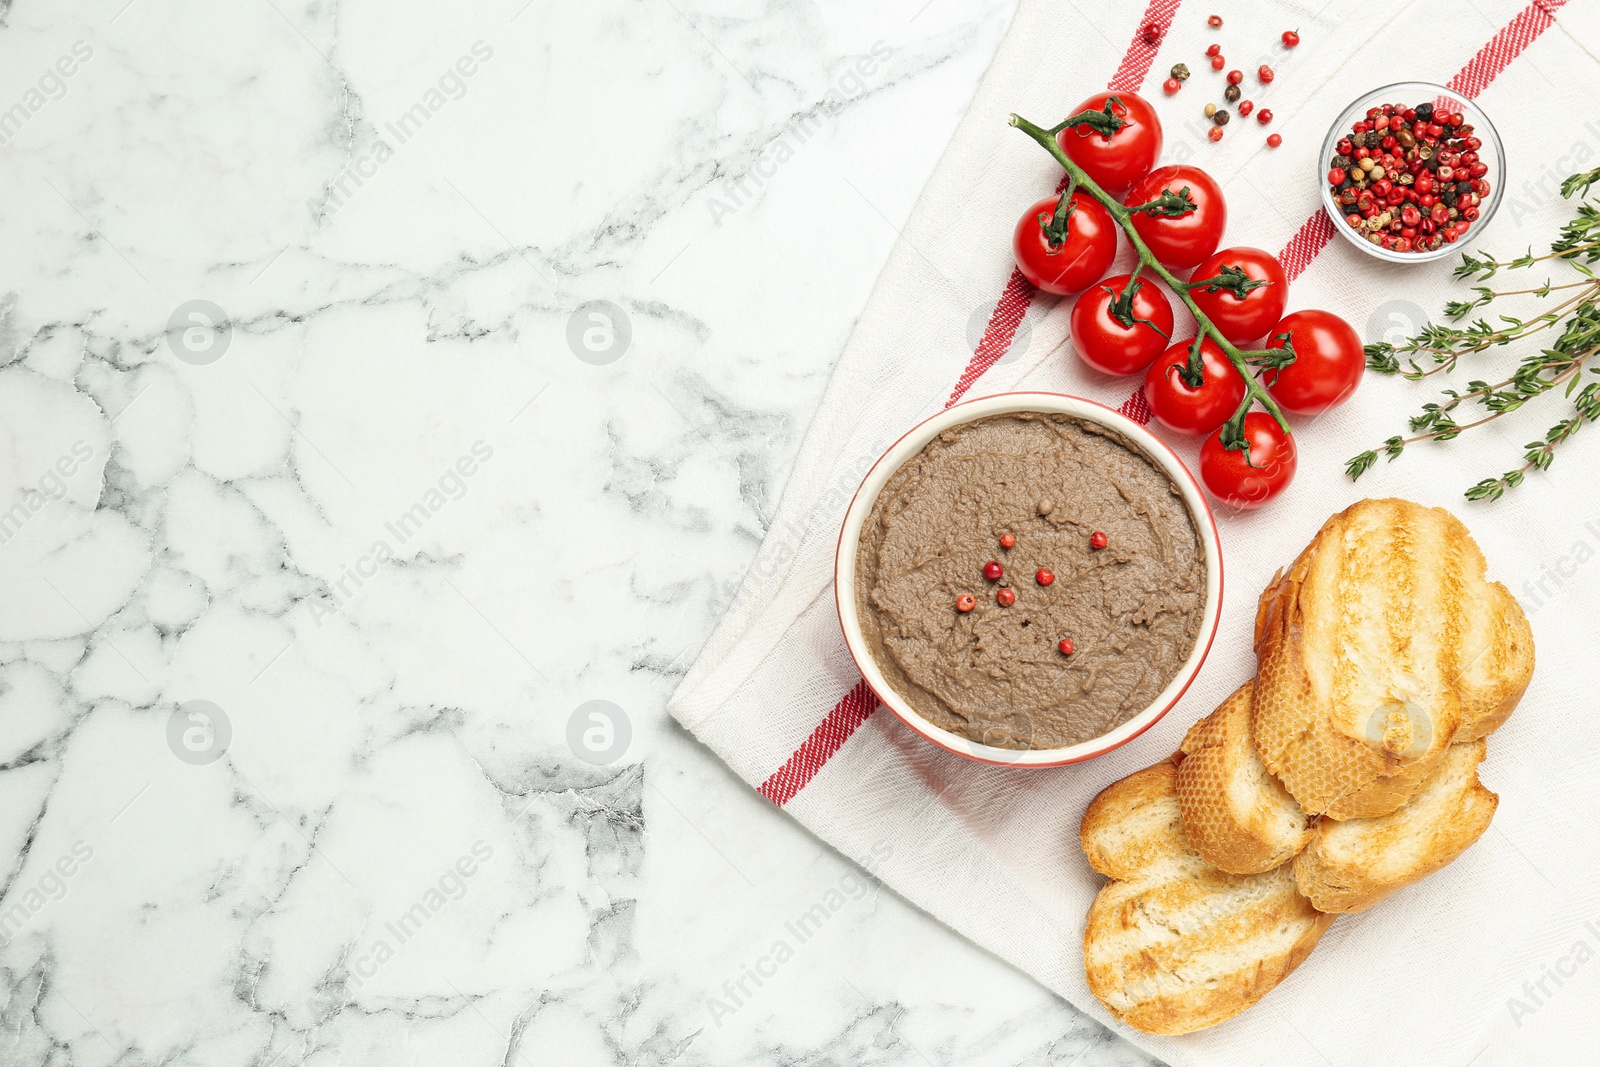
1347 166 1600 498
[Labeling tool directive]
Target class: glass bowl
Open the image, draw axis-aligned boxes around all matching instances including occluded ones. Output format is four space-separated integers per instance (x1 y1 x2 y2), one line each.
1319 81 1505 264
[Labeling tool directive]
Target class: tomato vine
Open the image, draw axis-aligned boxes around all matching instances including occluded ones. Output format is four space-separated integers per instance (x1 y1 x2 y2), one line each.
1009 109 1293 454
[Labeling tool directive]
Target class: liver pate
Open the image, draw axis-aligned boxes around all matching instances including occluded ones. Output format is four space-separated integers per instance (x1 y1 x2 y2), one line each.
854 412 1206 750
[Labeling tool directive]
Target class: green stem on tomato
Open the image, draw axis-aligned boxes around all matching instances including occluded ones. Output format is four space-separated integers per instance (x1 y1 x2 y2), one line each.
1042 180 1079 246
1176 332 1206 388
1066 98 1135 140
1104 273 1172 340
1127 188 1199 219
1010 111 1292 441
1184 264 1268 300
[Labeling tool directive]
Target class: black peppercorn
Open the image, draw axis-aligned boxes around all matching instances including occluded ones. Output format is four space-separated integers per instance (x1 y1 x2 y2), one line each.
1416 102 1434 120
1213 109 1230 126
1224 84 1240 103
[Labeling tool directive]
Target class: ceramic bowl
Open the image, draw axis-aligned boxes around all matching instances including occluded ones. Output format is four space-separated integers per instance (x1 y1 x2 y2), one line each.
834 392 1224 767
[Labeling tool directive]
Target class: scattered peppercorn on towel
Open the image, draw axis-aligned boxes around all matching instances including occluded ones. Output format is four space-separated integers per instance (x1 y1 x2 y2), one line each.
670 1 1600 1063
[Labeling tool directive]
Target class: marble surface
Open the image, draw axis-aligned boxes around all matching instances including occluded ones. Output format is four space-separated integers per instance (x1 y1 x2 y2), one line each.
0 0 1164 1064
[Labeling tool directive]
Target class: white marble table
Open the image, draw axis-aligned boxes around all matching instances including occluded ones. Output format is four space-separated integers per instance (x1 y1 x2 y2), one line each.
0 1 1164 1063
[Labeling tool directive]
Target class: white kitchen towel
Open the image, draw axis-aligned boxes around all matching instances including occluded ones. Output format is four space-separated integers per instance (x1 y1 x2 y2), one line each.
669 1 1600 1063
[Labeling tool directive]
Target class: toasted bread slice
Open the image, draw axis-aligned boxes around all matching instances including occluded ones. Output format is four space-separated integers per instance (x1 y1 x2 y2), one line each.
1454 549 1536 741
1251 499 1531 820
1176 682 1312 874
1294 740 1498 913
1081 760 1335 1035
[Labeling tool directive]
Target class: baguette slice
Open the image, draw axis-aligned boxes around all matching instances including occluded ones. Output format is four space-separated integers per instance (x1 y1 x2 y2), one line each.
1294 740 1498 913
1455 553 1536 742
1251 498 1531 820
1082 760 1335 1035
1176 682 1312 874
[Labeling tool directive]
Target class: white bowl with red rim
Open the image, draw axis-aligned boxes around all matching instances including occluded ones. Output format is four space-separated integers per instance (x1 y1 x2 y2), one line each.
834 392 1224 767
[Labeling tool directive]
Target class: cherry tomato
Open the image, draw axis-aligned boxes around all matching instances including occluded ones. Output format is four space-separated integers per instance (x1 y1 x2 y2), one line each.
1124 165 1226 271
1199 412 1296 510
1261 309 1365 416
1143 338 1246 435
1056 91 1163 194
1188 246 1288 346
1069 274 1175 376
1012 193 1118 296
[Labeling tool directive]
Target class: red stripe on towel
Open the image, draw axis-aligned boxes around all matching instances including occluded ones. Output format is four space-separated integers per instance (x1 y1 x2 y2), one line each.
1448 0 1565 99
757 679 879 805
1279 211 1337 284
1108 0 1185 93
946 267 1036 408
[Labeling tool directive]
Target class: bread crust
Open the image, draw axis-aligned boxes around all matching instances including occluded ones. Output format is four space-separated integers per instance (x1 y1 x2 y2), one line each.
1176 682 1311 874
1294 740 1498 913
1455 576 1536 741
1081 761 1335 1035
1250 499 1529 820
